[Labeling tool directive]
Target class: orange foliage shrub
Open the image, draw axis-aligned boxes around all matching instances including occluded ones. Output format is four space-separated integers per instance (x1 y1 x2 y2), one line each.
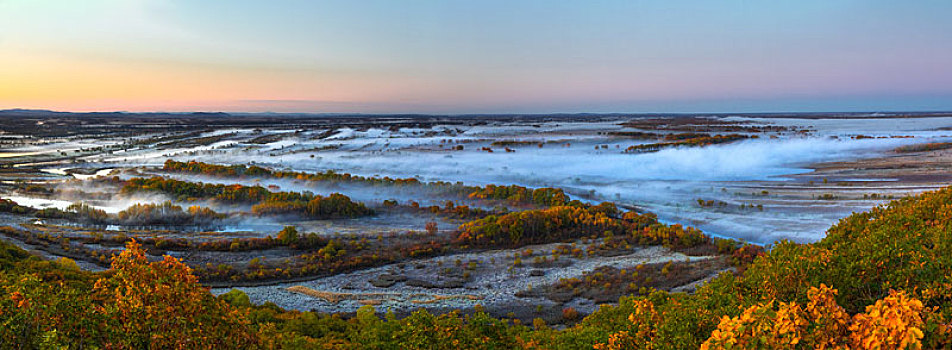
695 285 925 350
849 290 925 350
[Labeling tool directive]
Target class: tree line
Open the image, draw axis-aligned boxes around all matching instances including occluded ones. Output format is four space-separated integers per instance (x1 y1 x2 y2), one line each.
121 176 372 219
625 134 752 153
456 202 709 250
162 160 570 208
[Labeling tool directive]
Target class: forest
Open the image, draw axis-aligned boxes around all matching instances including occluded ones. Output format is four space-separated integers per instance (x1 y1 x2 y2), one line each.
3 183 950 348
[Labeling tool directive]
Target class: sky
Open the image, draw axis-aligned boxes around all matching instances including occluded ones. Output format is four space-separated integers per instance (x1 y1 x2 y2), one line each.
0 0 950 114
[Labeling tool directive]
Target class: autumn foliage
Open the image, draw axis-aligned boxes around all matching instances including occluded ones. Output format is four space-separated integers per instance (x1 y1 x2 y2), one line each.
467 184 569 207
457 202 708 249
6 174 952 348
586 186 952 349
696 285 925 349
121 176 372 219
0 240 257 349
93 241 257 348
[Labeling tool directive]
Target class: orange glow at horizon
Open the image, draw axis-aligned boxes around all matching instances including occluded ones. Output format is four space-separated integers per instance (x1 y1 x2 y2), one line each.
0 51 443 113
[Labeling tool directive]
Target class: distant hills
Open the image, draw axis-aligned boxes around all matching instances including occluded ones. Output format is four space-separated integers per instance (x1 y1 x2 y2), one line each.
1 108 951 120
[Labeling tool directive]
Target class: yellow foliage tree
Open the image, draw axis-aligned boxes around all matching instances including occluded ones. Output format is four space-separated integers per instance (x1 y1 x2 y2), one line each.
93 240 258 349
593 299 662 350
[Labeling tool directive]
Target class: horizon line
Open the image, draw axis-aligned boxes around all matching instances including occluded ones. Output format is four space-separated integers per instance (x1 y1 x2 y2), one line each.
2 108 952 118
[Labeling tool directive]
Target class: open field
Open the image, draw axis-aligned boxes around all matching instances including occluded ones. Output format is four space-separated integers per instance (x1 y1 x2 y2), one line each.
2 111 952 324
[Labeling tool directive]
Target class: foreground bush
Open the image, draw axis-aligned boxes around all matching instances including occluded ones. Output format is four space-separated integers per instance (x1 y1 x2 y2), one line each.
0 240 257 349
583 185 952 349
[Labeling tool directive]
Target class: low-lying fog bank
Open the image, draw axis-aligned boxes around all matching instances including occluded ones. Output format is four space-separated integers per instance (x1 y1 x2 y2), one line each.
7 115 952 244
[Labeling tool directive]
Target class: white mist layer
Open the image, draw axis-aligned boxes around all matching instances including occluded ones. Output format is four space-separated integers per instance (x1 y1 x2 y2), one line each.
53 116 952 244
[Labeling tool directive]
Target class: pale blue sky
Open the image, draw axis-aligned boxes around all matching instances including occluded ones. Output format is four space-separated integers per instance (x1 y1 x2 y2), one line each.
0 0 950 113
